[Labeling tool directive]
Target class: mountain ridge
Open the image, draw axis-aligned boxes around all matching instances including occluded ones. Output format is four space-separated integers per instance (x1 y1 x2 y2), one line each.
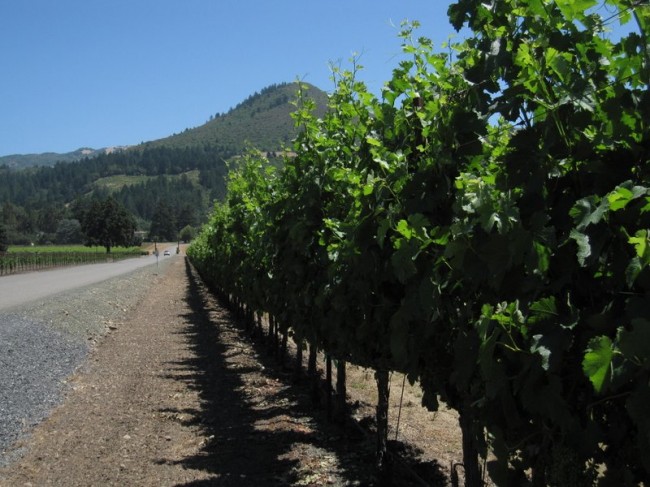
1 81 328 170
0 146 132 170
140 82 328 152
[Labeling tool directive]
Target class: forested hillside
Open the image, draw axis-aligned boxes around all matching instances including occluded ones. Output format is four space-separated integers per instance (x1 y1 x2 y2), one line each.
0 82 327 244
144 83 328 151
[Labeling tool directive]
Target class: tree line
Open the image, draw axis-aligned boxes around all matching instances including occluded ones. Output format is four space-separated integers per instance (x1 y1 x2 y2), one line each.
188 2 649 485
0 144 231 244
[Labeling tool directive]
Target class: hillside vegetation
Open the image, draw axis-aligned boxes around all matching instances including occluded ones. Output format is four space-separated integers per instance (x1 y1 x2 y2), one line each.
0 82 328 245
144 82 328 152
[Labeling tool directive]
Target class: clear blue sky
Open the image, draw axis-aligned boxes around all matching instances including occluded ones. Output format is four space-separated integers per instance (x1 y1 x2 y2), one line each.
0 1 635 157
0 1 460 156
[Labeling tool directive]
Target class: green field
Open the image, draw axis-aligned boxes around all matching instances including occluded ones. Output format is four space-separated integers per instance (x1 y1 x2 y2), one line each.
92 169 201 193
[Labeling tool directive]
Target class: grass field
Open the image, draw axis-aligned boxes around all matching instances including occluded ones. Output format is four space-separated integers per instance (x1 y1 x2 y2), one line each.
92 170 201 192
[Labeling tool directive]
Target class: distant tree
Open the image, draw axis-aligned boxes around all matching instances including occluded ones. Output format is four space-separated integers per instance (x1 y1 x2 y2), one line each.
179 225 195 243
2 202 18 228
80 197 136 253
56 218 83 244
148 200 177 242
0 222 8 253
176 204 197 230
38 205 65 234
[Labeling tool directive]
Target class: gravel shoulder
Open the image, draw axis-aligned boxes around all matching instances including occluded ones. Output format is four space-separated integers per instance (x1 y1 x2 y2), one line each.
0 255 465 486
0 258 171 468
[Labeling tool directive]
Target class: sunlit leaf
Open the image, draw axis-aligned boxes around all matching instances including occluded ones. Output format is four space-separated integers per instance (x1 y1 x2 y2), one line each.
629 230 648 259
396 219 412 239
608 183 648 211
534 241 551 274
583 336 613 393
366 136 382 147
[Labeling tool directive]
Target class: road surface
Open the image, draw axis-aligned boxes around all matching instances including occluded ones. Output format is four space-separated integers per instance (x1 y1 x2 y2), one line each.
0 247 176 311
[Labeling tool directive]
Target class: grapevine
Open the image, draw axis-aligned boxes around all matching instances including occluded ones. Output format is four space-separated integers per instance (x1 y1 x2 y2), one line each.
188 1 650 484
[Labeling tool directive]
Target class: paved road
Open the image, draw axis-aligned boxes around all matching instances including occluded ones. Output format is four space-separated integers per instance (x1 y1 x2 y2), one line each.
0 247 177 311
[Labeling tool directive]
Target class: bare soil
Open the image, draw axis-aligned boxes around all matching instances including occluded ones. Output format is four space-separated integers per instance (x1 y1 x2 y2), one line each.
0 256 472 486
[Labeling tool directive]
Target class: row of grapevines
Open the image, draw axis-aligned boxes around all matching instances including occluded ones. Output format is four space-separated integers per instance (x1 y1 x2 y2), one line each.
189 1 649 484
0 250 142 276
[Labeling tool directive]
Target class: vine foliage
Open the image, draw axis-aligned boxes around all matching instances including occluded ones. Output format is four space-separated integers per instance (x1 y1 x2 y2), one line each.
189 1 650 484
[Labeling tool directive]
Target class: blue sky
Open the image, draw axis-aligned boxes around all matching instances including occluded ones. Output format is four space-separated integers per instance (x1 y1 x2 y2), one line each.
0 1 636 157
0 1 460 156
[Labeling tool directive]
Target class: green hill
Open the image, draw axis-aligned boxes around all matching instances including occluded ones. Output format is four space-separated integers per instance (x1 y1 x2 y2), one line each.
0 82 329 244
143 82 328 152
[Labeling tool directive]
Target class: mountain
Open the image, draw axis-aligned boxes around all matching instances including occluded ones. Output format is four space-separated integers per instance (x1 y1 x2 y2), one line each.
1 82 328 170
142 82 328 152
0 147 131 170
0 82 329 245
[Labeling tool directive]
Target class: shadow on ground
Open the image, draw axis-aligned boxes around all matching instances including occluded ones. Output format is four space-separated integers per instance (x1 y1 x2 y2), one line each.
159 259 447 486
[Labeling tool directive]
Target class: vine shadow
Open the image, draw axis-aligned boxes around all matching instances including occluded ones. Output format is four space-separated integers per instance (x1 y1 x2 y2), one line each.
154 259 378 486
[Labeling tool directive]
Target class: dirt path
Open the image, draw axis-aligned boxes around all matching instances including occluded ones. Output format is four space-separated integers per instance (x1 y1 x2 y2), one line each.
0 257 388 486
0 255 470 486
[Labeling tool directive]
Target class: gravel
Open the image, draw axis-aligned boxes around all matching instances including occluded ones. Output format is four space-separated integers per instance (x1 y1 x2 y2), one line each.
0 258 173 466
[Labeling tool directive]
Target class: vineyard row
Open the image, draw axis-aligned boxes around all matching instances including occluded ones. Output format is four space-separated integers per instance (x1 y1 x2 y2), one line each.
189 3 649 486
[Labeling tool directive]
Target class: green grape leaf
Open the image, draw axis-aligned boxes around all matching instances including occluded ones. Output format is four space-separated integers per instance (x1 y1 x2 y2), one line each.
546 48 573 84
583 336 613 393
626 257 644 288
534 241 551 274
555 0 598 20
608 183 648 211
396 219 412 239
569 196 608 231
366 136 382 147
629 229 649 259
528 296 558 326
570 229 591 266
530 296 558 316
